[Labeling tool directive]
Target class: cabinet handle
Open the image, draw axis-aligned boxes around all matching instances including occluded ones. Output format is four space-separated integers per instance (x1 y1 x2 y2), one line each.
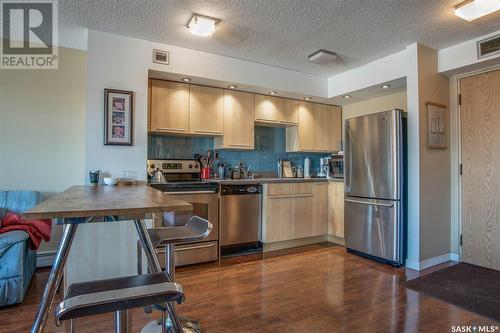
194 130 222 135
228 144 253 148
279 120 298 125
157 127 187 132
256 118 278 123
267 194 313 199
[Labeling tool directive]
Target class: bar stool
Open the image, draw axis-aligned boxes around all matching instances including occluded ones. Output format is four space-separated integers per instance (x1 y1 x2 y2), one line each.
140 215 213 333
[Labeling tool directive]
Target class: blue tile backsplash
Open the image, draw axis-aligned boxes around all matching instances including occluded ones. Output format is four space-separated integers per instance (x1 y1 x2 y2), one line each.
148 126 330 176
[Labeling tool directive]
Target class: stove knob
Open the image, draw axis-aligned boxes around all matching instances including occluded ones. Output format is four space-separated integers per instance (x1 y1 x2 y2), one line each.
194 164 199 169
150 164 155 169
189 164 193 169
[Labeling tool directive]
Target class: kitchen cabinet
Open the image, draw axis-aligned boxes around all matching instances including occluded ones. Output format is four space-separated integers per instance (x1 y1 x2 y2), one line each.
214 90 255 150
313 103 330 152
262 197 291 242
328 105 342 152
149 79 190 134
312 183 329 236
286 101 315 152
328 182 345 239
277 98 299 125
290 196 313 239
254 94 279 124
189 85 224 136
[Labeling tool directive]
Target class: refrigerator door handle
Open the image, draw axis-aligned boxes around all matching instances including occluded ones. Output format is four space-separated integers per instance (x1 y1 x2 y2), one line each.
345 198 394 208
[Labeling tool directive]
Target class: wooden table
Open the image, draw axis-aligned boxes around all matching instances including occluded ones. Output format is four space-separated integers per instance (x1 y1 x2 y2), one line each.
24 185 192 333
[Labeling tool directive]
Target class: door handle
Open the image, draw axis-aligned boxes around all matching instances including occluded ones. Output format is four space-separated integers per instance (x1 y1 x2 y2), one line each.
345 198 394 208
194 130 222 135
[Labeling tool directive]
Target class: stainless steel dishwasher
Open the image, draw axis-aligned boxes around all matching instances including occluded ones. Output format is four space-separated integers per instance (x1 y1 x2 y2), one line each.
220 184 262 255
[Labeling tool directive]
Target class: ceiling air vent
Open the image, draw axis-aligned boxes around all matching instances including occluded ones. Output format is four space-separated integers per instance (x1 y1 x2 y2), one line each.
153 49 169 65
477 34 500 59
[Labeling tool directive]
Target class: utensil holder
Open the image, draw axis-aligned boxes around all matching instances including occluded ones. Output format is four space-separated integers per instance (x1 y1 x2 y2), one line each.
201 167 211 179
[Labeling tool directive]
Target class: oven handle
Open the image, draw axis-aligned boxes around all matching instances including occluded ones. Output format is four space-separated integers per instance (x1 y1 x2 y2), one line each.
164 191 217 195
155 243 216 253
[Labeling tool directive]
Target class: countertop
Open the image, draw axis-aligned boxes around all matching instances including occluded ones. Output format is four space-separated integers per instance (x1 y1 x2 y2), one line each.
23 184 193 219
206 177 344 185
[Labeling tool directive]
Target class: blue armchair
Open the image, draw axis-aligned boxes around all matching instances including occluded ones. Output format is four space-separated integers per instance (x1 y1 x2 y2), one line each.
0 191 41 306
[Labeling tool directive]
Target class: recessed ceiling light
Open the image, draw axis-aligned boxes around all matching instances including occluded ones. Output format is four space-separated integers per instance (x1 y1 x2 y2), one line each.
228 84 237 89
186 14 220 37
181 77 192 82
454 0 500 21
304 97 311 101
269 91 278 95
381 84 391 89
343 95 351 99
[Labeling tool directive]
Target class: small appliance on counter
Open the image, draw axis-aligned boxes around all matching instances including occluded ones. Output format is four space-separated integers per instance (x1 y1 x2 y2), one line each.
317 157 330 178
329 152 344 178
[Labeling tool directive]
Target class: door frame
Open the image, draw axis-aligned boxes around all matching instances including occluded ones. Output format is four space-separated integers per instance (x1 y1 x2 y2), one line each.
457 65 500 262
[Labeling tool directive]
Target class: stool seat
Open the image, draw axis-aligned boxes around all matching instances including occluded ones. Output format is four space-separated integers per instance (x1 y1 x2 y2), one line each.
148 216 212 246
55 272 184 324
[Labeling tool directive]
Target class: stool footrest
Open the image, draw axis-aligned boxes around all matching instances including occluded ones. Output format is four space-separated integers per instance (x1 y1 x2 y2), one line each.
55 272 184 322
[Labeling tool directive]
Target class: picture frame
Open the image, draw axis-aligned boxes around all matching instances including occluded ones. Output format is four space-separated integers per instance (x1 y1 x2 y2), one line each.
426 102 447 150
104 89 134 146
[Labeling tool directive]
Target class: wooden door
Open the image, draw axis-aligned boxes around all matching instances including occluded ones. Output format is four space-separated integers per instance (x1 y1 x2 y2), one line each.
314 103 330 152
460 69 500 271
328 182 344 239
255 95 278 124
290 195 313 239
312 183 329 236
214 90 254 150
149 79 190 133
277 98 299 125
328 105 342 151
262 197 291 242
189 85 224 135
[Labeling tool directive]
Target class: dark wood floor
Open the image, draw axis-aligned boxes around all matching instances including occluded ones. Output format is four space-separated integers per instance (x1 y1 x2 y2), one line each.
1 243 498 332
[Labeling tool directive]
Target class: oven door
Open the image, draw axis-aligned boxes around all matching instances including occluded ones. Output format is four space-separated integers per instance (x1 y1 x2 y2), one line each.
158 193 218 242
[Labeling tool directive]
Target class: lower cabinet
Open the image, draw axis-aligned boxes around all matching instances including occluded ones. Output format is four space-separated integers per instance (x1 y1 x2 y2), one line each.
261 183 327 243
328 182 345 239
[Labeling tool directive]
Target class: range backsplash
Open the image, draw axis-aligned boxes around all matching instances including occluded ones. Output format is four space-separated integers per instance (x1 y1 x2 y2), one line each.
148 126 330 175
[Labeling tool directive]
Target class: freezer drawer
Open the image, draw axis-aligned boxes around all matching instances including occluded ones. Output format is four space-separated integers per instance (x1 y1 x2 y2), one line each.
156 241 218 267
345 197 403 264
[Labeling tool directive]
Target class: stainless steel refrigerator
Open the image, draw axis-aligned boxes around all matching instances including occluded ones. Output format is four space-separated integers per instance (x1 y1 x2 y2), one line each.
344 109 406 266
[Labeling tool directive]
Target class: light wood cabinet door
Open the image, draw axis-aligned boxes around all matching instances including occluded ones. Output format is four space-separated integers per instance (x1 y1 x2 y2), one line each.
328 105 342 151
290 196 313 239
313 103 331 152
149 79 190 133
255 94 278 124
277 98 299 125
262 197 291 243
328 182 344 238
312 183 329 236
286 101 314 152
189 85 224 135
214 90 255 150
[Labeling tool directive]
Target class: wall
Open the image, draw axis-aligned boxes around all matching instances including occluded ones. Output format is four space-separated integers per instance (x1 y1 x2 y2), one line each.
149 126 329 175
0 46 87 254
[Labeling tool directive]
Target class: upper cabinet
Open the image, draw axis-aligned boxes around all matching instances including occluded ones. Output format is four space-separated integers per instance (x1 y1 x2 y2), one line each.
214 90 255 150
255 95 278 124
189 85 224 136
149 79 190 134
277 98 299 125
313 103 330 152
286 101 315 152
328 105 342 152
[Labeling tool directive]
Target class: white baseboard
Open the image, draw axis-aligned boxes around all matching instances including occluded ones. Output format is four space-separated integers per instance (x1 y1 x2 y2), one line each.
406 252 460 271
36 251 55 268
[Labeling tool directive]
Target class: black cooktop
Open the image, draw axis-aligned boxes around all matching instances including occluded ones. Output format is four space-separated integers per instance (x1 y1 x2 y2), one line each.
149 182 218 193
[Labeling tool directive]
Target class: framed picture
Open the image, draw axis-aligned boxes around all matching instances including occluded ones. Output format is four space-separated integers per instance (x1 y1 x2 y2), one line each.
104 89 134 146
426 102 447 150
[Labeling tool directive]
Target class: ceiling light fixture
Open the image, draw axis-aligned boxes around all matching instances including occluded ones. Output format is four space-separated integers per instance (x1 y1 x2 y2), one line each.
454 0 500 21
381 84 391 89
186 14 220 37
269 91 278 95
181 77 192 82
308 49 338 65
343 95 351 99
304 97 312 101
228 84 237 89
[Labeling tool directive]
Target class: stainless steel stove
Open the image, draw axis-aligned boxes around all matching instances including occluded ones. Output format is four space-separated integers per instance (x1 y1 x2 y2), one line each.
146 159 219 267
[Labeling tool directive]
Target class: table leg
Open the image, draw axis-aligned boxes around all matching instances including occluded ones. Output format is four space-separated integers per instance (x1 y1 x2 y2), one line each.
134 219 183 333
115 309 132 333
31 224 78 333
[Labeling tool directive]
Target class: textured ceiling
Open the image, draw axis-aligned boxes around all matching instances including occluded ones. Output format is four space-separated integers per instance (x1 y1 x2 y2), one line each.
59 0 500 77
